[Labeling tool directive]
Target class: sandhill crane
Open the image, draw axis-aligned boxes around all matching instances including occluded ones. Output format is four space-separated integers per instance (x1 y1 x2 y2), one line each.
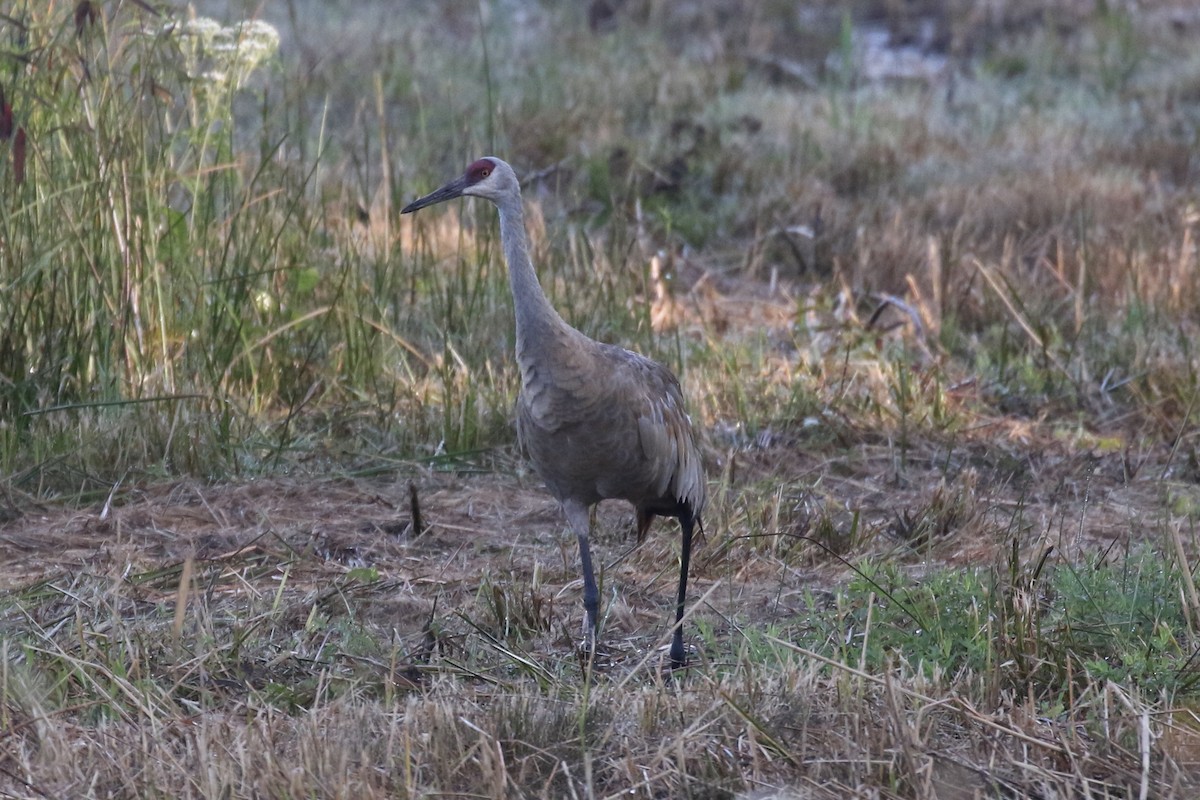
401 157 706 668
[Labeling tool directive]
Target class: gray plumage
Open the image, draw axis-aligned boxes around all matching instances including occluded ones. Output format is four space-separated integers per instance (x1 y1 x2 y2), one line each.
402 157 705 668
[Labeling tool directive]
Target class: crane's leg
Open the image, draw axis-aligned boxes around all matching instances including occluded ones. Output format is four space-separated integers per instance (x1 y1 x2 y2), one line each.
563 499 600 647
669 510 695 669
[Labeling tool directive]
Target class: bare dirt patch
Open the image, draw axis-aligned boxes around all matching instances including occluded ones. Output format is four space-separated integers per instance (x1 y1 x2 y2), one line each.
4 423 1194 653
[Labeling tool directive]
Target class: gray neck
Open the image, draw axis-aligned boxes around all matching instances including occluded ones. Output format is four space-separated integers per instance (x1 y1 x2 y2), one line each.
495 193 565 347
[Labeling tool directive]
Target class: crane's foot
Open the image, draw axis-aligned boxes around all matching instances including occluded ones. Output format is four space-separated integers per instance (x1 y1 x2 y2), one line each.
667 634 690 672
573 613 605 666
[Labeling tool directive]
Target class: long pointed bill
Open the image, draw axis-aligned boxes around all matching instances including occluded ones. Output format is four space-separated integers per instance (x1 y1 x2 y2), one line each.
401 174 470 214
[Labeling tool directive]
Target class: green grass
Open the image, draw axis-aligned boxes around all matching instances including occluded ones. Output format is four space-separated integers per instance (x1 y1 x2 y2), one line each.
4 2 1200 488
804 548 1200 700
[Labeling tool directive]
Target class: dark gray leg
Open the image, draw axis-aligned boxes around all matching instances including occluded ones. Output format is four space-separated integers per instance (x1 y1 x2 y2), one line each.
670 511 695 669
564 500 599 645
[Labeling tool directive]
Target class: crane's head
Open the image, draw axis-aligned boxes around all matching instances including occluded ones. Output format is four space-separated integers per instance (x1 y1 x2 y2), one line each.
400 157 518 214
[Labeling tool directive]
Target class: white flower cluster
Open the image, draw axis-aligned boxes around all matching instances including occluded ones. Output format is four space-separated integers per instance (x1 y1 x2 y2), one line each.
166 17 281 90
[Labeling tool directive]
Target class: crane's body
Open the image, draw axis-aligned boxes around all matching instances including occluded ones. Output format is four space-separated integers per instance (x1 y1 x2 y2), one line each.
402 157 705 668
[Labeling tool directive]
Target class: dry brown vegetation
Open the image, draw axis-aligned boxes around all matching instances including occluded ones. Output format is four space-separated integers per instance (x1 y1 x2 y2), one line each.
4 434 1198 797
4 0 1200 797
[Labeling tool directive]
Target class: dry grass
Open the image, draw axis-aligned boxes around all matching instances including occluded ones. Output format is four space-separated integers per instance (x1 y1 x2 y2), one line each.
4 0 1200 796
3 426 1199 796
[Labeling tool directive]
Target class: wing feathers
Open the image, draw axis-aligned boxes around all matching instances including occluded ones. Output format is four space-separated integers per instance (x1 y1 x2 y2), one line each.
518 334 705 516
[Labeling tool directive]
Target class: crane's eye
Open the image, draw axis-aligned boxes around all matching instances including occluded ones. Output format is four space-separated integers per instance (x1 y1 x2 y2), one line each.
466 158 494 183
